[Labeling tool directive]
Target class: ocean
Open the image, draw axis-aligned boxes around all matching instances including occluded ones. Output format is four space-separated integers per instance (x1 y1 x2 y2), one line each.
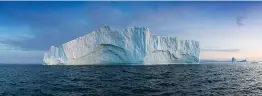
1 64 262 96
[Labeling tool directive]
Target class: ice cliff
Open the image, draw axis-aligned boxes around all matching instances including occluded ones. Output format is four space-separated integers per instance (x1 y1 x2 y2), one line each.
43 26 200 65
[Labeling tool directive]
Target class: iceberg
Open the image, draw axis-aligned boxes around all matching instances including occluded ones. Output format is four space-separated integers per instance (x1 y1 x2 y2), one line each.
43 26 200 65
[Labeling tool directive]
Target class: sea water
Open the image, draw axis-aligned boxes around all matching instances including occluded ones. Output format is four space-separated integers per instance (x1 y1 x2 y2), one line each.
1 64 262 95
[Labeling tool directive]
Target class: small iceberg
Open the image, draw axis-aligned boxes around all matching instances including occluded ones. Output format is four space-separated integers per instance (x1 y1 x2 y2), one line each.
232 57 259 64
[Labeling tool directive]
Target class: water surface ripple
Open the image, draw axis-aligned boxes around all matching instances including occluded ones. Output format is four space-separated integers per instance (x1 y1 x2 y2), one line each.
0 64 262 96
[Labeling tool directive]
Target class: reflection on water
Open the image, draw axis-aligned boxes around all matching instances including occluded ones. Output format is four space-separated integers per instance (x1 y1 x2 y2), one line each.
1 64 262 95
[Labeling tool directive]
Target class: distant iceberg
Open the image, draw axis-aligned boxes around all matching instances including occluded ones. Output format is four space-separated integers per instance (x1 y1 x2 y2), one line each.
232 57 251 64
43 26 200 65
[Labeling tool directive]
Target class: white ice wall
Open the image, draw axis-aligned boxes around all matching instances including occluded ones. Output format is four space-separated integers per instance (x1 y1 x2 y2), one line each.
43 26 200 65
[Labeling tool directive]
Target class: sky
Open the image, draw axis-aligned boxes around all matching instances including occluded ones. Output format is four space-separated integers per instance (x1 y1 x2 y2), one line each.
0 1 262 64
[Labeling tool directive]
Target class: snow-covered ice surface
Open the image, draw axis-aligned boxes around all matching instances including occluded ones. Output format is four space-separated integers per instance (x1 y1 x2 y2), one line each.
43 26 200 65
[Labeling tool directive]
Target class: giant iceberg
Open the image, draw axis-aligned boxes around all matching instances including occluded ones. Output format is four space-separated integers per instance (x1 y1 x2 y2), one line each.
43 26 200 65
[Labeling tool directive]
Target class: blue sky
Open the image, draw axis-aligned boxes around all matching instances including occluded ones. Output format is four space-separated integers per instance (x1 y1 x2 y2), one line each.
0 1 262 63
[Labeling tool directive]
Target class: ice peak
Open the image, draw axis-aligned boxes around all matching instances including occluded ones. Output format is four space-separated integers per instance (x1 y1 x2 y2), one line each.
101 25 111 29
97 25 149 34
126 26 147 29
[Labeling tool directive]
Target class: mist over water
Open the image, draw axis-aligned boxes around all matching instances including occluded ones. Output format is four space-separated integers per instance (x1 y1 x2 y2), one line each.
1 64 262 95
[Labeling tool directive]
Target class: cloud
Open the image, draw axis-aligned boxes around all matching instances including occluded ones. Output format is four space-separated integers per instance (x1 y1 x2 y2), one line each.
0 2 261 53
1 2 216 51
201 48 240 52
0 3 92 50
0 50 44 64
236 16 247 26
0 2 146 51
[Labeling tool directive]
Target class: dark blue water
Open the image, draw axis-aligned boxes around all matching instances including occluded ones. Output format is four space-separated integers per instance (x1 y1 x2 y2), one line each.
1 64 262 96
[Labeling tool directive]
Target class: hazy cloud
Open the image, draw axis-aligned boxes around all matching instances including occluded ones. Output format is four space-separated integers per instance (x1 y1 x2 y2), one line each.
201 48 240 52
0 2 260 54
0 2 197 51
0 2 149 51
236 16 247 26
